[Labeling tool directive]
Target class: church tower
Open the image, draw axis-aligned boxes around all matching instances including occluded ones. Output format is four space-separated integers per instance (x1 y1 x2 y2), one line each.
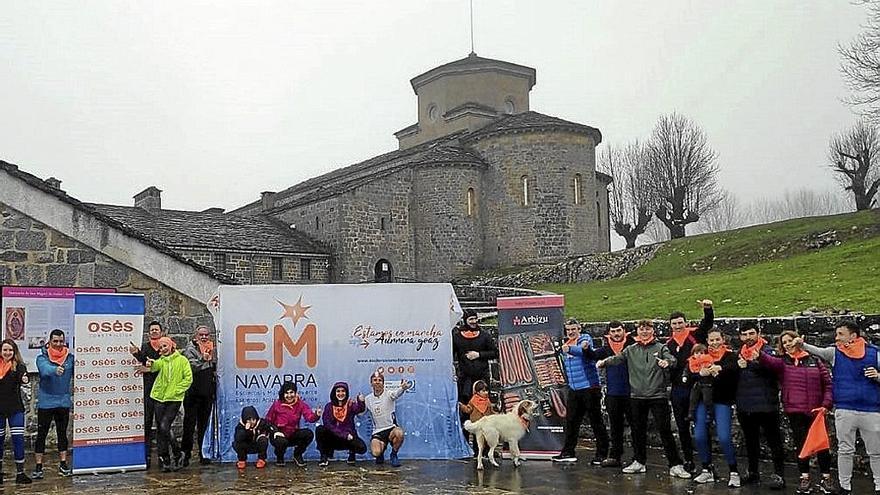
394 53 536 149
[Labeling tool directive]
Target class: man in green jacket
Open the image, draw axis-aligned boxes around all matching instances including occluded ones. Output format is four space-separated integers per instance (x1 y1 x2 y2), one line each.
599 319 691 479
148 336 193 472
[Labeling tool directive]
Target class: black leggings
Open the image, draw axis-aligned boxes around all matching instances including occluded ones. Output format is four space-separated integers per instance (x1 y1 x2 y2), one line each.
271 429 314 460
788 412 832 474
181 394 213 458
233 436 269 461
35 407 70 453
154 401 182 460
315 425 366 457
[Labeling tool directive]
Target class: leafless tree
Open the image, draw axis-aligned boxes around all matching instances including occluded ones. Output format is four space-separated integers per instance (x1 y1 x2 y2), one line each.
828 120 880 210
747 188 853 224
840 0 880 124
692 189 748 234
598 141 654 248
644 113 723 238
642 218 671 244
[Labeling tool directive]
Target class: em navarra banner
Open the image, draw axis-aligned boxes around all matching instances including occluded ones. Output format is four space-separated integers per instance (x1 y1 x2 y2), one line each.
207 283 470 461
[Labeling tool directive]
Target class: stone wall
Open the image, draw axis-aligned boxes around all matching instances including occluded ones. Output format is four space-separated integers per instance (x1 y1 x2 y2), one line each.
177 249 329 284
471 130 601 269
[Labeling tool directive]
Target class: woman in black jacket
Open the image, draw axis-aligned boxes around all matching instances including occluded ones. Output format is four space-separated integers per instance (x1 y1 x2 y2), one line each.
452 310 497 404
0 339 32 484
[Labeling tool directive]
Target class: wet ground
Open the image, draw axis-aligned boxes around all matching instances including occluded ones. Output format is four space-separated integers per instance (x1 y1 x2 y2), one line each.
2 448 877 495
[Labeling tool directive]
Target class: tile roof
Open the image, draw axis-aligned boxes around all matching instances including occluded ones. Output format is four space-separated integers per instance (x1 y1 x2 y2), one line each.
463 111 602 143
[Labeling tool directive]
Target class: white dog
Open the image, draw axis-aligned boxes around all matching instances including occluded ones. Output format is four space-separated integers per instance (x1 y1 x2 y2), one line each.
464 399 536 470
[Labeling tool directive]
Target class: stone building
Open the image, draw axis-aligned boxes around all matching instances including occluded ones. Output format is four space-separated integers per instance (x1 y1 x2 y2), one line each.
233 53 612 283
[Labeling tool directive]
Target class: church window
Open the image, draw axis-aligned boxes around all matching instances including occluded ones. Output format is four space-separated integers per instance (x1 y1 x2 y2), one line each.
574 174 582 205
504 98 515 114
521 175 530 206
466 188 476 216
428 104 439 122
315 216 320 231
380 216 386 231
213 252 226 274
300 259 312 280
597 201 602 229
271 257 283 281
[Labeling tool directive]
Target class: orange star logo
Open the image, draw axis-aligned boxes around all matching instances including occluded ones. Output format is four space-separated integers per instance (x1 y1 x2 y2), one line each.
278 296 311 327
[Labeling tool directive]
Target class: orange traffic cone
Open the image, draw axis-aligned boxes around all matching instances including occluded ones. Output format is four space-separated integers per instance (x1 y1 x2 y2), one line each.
798 407 830 459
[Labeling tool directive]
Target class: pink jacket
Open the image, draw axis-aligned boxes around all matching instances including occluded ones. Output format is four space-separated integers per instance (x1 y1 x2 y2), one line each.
265 399 319 437
758 352 832 414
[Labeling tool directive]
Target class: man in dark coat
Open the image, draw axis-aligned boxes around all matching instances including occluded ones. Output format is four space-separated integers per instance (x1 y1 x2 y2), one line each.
452 309 497 404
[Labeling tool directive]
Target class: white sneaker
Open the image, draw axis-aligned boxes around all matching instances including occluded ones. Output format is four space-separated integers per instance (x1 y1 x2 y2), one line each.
669 464 692 479
728 472 741 488
694 469 716 484
622 460 646 474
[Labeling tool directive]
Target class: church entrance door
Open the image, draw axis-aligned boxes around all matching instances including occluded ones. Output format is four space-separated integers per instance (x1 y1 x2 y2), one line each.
374 259 393 283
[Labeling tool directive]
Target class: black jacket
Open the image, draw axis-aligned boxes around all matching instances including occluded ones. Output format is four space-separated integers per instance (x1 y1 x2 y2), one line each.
234 406 276 445
0 362 28 415
690 350 740 405
133 341 161 392
667 307 714 389
735 343 780 413
452 325 497 380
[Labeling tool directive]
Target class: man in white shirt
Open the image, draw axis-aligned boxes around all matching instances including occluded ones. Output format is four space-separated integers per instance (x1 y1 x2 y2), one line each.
363 371 411 467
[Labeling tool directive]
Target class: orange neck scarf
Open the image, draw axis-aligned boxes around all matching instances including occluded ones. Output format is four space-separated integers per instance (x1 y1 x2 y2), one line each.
739 337 767 361
708 345 729 362
670 326 696 347
837 337 866 359
565 336 579 347
461 329 480 339
608 335 628 355
470 394 491 414
47 346 69 366
787 349 809 366
635 334 655 346
688 354 715 373
332 403 349 423
0 359 12 380
149 336 161 351
197 340 214 355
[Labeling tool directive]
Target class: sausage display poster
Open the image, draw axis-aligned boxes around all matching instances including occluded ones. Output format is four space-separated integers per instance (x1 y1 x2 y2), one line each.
72 293 146 474
496 295 567 457
206 283 471 461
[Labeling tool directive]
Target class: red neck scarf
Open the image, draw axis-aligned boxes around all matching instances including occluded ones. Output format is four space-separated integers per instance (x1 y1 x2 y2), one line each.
47 346 69 366
837 337 866 359
787 349 809 366
670 326 696 347
0 359 12 380
470 394 491 414
149 336 162 351
688 354 715 373
460 328 480 339
634 333 655 346
708 345 729 362
740 337 767 361
565 336 579 348
282 397 299 409
332 403 349 423
197 340 214 356
608 335 628 355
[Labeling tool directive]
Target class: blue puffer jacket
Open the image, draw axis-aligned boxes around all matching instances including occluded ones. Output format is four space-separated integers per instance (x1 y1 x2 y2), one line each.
735 343 779 413
563 334 601 390
35 347 74 409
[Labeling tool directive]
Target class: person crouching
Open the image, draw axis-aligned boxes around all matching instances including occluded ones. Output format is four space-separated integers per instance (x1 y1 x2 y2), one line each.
233 406 274 470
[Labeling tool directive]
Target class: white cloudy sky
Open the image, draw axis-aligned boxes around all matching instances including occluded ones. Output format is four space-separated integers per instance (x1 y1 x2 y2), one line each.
0 1 870 241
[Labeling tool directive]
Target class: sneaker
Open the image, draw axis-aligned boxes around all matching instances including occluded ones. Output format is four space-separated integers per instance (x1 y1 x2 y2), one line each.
694 469 716 484
590 457 604 466
160 457 173 473
818 476 836 494
622 460 646 474
600 458 621 468
15 472 32 484
670 464 692 479
797 476 813 494
390 451 401 468
236 460 246 470
172 453 183 472
767 474 786 490
374 453 384 465
59 464 72 477
293 454 306 467
551 453 578 463
30 469 44 480
318 456 329 467
728 472 741 488
255 459 266 469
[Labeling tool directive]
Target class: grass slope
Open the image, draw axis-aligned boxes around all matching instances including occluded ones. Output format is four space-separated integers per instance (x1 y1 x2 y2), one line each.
539 210 880 321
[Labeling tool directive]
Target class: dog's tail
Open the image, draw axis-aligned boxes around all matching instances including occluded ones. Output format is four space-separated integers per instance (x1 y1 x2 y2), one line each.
463 419 479 433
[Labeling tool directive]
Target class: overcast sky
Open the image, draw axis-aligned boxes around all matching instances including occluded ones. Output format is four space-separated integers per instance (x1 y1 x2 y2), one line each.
0 1 870 246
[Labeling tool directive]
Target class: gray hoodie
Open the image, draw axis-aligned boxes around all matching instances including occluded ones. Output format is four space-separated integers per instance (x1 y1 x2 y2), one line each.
603 339 676 399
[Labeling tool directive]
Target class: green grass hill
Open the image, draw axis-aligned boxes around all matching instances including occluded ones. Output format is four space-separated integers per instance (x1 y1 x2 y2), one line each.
538 209 880 321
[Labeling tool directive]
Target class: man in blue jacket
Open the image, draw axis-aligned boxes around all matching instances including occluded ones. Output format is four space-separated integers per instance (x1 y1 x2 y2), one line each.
552 318 609 464
32 329 74 478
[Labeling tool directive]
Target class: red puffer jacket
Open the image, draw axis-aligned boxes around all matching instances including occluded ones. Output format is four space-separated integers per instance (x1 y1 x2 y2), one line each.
758 351 832 414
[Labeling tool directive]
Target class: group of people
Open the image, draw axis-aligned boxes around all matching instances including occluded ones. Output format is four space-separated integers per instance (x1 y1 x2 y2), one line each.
552 300 879 495
233 372 411 469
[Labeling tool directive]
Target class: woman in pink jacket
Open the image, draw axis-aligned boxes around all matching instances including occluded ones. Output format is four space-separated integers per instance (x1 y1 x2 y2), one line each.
752 330 834 495
265 381 322 467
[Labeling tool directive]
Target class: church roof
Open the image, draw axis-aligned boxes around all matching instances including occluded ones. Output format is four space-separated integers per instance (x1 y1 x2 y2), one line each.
88 204 328 255
410 53 537 92
463 111 602 144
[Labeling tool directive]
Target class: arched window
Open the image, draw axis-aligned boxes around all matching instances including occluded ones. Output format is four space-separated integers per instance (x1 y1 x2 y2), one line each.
521 175 530 206
315 216 319 231
597 201 602 228
574 174 582 205
466 187 476 216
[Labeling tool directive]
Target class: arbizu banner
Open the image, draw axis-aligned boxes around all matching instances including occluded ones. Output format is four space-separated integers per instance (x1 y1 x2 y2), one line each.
206 284 470 462
72 293 146 474
496 295 567 457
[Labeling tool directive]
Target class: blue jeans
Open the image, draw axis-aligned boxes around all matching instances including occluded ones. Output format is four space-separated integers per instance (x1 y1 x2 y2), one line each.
694 403 737 468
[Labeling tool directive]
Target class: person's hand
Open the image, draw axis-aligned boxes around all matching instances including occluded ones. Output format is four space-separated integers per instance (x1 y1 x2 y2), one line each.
561 344 570 353
129 341 140 355
145 358 155 368
465 351 479 360
699 366 711 376
865 367 879 380
596 359 606 369
314 408 323 417
657 358 670 369
202 350 212 361
710 365 722 376
737 358 748 369
699 299 713 308
793 337 804 348
56 365 65 375
347 434 353 441
245 418 257 430
581 342 589 350
356 393 364 402
400 379 412 391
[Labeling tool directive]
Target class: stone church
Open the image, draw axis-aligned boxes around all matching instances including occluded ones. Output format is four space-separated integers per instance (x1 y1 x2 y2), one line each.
234 53 611 283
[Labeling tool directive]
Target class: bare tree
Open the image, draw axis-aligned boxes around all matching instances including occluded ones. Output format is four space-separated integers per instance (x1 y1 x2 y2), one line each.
642 218 671 244
644 113 722 238
598 141 653 248
692 189 747 234
828 121 880 210
840 1 880 124
747 188 854 224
